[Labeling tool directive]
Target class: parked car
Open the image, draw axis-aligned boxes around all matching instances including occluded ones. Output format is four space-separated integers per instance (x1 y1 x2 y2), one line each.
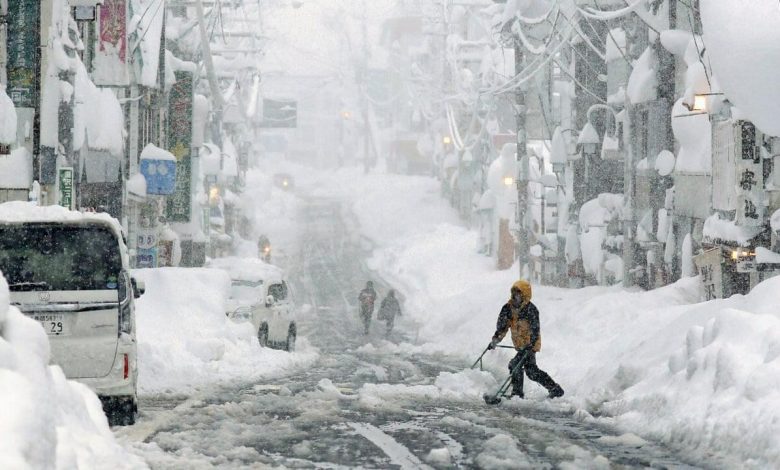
208 257 297 351
0 202 143 426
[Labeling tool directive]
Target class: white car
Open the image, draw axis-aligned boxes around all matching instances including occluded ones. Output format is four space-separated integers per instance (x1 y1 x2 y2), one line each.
0 202 143 426
208 257 297 351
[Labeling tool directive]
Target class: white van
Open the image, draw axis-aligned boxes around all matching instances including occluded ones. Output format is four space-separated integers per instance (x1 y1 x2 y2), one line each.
0 202 142 425
208 257 297 351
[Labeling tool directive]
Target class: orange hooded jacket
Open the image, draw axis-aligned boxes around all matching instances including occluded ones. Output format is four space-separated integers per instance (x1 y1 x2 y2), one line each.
491 280 542 352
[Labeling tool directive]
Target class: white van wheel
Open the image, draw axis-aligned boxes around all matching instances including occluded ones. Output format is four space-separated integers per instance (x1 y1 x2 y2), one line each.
258 323 269 347
104 397 136 426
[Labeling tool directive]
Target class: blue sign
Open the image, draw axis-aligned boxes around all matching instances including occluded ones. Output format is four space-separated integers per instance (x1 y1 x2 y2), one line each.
136 247 158 268
140 159 177 195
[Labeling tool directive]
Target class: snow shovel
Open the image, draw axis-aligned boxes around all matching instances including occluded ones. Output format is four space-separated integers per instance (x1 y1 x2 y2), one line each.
470 344 516 371
483 349 530 405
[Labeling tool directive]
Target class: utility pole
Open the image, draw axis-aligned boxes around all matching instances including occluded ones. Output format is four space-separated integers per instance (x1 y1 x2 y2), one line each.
514 34 529 278
360 0 370 173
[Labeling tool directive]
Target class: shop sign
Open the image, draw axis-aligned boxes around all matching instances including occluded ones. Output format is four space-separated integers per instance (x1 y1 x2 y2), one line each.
93 0 129 86
57 167 74 210
693 248 723 300
736 121 764 227
166 71 194 222
136 247 158 268
6 0 40 108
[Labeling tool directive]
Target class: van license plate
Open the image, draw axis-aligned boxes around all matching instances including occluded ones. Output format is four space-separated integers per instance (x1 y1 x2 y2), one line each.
33 314 68 336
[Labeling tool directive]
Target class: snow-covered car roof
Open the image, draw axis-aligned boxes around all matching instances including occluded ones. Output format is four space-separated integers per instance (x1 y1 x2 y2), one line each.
0 201 129 266
207 256 284 284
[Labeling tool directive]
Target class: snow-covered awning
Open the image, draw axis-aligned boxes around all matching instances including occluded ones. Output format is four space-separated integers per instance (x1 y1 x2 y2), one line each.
703 214 763 247
74 62 124 157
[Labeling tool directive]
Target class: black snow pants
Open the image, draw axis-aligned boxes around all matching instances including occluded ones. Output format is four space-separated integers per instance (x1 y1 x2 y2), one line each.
508 350 558 397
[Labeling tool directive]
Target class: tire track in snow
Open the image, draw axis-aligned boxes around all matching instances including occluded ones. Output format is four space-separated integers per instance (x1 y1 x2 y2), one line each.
347 422 433 469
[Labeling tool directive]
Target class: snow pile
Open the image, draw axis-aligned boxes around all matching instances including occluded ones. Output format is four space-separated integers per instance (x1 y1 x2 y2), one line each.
701 0 780 136
358 369 497 408
295 166 780 466
0 274 145 469
132 268 316 394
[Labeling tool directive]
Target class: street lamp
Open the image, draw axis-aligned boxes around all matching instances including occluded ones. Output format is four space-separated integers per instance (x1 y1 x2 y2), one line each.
577 121 600 159
442 136 452 146
503 176 514 186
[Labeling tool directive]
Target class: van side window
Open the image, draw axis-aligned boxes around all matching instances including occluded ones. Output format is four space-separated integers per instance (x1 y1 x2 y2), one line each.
268 282 287 301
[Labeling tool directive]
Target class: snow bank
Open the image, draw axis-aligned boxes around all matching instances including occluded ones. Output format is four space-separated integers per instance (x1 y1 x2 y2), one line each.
296 165 780 467
0 274 145 469
132 268 315 395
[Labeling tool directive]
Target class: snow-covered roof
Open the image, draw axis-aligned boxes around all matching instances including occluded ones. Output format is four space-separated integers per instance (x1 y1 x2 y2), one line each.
207 257 284 284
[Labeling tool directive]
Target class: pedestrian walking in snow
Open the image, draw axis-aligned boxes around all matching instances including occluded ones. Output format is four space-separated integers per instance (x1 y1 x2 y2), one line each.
377 289 401 335
358 281 377 334
488 280 564 399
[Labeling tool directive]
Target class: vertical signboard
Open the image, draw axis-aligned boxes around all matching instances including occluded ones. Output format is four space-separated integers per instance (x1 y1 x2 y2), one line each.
57 167 74 210
736 121 764 227
6 0 40 107
93 0 129 86
166 71 193 222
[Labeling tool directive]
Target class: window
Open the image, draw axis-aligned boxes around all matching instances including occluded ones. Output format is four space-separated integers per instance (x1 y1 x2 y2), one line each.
0 224 122 291
267 282 288 301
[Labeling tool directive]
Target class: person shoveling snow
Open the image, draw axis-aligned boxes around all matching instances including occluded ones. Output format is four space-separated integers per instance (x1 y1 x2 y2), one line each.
487 280 564 401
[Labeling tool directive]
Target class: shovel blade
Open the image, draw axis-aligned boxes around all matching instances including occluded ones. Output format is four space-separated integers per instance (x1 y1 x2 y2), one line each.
483 393 502 405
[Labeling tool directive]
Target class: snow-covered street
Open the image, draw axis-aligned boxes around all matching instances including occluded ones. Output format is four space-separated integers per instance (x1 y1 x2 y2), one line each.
116 192 704 468
4 1 780 467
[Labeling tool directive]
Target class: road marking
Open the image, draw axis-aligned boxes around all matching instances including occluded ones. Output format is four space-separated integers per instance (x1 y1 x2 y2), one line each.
347 422 433 470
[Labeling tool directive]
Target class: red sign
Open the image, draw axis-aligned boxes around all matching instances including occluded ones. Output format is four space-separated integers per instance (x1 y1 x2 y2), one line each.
93 0 129 85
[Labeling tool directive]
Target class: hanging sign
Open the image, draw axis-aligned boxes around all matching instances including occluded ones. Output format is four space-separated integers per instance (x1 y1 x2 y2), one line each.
165 71 194 222
6 0 40 108
93 0 130 86
57 167 74 210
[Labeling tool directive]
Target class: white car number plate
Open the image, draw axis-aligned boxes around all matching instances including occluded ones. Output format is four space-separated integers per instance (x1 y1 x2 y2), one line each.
33 314 68 336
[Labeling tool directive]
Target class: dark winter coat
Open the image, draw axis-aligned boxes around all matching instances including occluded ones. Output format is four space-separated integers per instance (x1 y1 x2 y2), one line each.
491 280 542 352
378 295 401 321
358 287 377 312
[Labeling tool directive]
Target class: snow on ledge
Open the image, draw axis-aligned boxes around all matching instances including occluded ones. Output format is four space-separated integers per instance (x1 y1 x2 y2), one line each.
140 143 176 161
702 213 763 246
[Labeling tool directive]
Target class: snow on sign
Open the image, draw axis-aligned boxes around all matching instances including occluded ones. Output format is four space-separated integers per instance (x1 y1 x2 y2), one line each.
261 99 297 128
